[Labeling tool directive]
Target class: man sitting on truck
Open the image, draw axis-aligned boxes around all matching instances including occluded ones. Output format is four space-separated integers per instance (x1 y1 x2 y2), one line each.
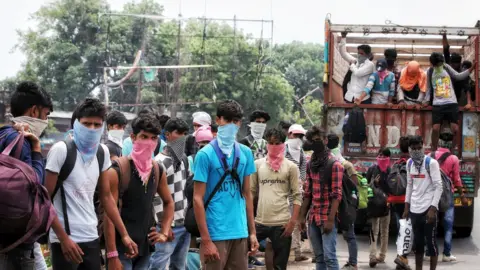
339 32 375 104
397 61 427 109
426 52 475 150
355 58 395 106
426 133 468 263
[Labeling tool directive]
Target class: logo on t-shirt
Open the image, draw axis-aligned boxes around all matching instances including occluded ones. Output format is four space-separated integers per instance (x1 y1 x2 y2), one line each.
219 179 241 197
260 179 287 186
434 76 452 98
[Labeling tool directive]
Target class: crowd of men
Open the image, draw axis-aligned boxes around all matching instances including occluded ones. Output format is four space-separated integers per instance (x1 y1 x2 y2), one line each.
0 31 473 270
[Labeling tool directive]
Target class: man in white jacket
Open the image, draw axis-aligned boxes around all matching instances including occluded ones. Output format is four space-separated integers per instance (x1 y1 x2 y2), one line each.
339 32 376 104
403 135 443 270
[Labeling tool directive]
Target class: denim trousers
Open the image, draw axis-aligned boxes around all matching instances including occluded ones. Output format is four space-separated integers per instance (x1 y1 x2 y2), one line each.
342 224 358 265
309 221 339 270
149 226 191 270
119 252 150 270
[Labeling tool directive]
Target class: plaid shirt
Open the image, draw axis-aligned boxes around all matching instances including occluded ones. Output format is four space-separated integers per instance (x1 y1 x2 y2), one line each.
304 158 343 226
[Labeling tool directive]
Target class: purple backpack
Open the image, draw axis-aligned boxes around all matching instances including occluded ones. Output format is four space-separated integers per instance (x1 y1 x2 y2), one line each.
0 133 56 252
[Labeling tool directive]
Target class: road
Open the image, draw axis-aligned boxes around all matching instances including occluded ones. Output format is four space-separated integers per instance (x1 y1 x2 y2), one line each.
284 198 480 270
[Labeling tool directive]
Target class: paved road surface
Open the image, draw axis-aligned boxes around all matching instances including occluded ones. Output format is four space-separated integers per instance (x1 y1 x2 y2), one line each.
283 198 480 269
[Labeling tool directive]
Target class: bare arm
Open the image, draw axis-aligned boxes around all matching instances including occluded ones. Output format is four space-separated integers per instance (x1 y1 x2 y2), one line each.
104 169 118 254
193 182 211 240
156 170 174 236
45 171 70 242
99 169 129 238
243 175 256 236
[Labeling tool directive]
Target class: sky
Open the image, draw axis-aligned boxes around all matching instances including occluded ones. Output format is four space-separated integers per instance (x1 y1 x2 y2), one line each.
1 0 479 79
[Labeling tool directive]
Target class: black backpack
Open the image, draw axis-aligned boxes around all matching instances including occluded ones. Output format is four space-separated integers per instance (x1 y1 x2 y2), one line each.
387 161 408 196
320 158 358 231
367 166 390 218
342 70 353 100
342 106 367 143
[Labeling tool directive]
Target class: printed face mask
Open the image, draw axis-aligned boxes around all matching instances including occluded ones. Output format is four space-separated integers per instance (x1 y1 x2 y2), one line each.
409 148 425 167
217 123 239 155
73 120 104 163
131 139 157 184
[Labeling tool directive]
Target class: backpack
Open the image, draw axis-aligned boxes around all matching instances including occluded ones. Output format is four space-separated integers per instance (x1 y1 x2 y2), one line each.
321 158 358 231
342 106 367 143
407 153 453 212
0 133 56 252
357 173 369 209
342 70 353 100
185 140 241 237
38 140 106 245
366 166 389 218
387 161 408 196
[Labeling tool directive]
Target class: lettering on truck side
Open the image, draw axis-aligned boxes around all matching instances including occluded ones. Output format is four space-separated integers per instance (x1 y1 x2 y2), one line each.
366 124 431 149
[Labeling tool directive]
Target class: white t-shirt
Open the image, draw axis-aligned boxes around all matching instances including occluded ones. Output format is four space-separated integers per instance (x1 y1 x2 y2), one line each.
46 142 111 243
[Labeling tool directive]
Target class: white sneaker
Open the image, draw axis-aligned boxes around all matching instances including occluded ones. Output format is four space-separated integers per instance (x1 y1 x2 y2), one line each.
424 256 430 261
443 255 457 262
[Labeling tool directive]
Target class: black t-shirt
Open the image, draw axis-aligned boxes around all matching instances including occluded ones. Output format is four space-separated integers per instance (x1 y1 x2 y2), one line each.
106 140 122 158
112 160 157 256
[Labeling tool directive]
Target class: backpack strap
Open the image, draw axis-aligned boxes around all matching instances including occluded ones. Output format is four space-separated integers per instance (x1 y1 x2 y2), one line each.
154 137 162 156
425 156 431 176
437 152 451 165
96 145 105 176
428 68 434 105
152 161 162 193
323 158 337 192
114 157 132 210
0 131 25 159
183 155 190 179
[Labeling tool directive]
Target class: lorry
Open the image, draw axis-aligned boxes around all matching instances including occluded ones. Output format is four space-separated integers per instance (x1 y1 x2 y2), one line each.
321 16 480 237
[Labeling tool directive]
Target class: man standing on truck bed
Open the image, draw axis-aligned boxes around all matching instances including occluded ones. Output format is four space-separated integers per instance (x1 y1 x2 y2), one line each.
426 52 475 150
339 32 375 104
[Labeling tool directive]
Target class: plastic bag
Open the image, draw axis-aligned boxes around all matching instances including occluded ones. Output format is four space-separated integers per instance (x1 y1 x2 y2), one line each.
396 219 414 255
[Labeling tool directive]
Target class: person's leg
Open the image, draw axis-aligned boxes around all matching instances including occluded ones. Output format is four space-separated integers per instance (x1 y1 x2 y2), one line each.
77 239 101 270
425 213 439 270
168 226 191 270
411 212 426 270
149 226 180 270
133 255 151 270
379 212 391 262
308 222 326 270
51 242 78 270
265 241 274 270
321 222 339 270
443 204 454 258
431 124 441 151
292 223 303 259
269 225 292 270
33 243 48 270
118 252 133 270
369 217 380 261
225 238 248 270
200 240 227 270
0 247 36 270
450 122 459 149
342 223 358 267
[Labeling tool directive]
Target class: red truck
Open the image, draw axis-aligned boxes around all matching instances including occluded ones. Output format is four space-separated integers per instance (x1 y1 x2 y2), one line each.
322 16 480 237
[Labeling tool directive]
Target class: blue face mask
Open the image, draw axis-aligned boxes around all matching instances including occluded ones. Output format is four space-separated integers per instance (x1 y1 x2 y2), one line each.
73 120 104 163
217 123 239 155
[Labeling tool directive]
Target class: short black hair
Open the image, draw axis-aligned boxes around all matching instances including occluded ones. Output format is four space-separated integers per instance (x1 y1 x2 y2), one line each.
278 120 292 130
75 98 107 122
159 115 170 129
10 81 53 117
211 124 218 133
106 110 127 127
249 110 271 122
409 135 423 147
306 125 326 142
138 109 152 116
399 136 410 154
265 127 286 143
450 53 462 64
462 60 473 69
384 48 397 60
378 147 391 157
131 113 161 135
216 99 243 122
163 118 189 134
327 134 339 150
357 44 371 55
430 52 445 66
439 132 454 142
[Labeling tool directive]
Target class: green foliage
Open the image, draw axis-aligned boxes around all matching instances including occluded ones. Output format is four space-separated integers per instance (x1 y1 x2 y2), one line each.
292 96 323 129
45 119 58 134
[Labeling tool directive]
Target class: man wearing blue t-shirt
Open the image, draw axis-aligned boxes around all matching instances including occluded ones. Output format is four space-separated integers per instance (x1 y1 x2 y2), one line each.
193 100 259 270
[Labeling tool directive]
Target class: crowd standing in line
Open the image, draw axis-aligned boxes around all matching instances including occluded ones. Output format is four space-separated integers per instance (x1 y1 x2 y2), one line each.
0 30 476 270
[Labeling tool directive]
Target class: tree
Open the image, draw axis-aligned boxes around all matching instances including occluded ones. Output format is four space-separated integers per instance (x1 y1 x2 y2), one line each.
292 96 323 129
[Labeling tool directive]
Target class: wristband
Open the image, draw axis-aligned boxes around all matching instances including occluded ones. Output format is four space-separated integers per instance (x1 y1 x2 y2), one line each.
107 251 119 259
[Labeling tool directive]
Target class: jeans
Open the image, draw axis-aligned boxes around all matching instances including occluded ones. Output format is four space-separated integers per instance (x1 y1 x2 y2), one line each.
256 224 292 270
0 246 35 270
119 252 150 270
342 224 358 265
149 226 191 270
309 222 339 270
369 212 391 260
34 243 47 270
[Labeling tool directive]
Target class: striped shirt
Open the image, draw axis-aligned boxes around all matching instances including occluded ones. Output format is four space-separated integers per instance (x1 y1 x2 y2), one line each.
364 72 396 104
304 158 343 226
286 147 306 205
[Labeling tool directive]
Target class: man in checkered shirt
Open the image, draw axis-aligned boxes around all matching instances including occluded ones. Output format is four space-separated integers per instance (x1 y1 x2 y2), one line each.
151 118 191 269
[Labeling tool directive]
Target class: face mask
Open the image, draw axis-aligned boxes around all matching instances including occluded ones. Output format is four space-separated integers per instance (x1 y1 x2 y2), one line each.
310 141 325 153
409 148 425 166
266 143 285 171
250 122 267 141
217 123 239 155
108 130 125 147
73 120 104 163
131 139 157 184
11 116 48 138
357 55 368 64
377 157 390 172
287 138 302 163
165 135 187 171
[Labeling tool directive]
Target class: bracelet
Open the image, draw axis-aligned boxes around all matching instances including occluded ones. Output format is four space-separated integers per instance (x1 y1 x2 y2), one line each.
106 251 119 259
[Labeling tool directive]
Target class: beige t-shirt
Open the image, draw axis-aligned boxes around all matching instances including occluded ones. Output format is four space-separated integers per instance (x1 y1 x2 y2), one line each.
251 158 302 226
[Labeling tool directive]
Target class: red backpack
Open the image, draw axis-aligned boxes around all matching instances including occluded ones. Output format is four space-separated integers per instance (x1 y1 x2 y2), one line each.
0 133 56 252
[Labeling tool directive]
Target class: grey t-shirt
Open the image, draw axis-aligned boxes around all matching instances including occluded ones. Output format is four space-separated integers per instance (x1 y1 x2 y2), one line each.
426 64 471 106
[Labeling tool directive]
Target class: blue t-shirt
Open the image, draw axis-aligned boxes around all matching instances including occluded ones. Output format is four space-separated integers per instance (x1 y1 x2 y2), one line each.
122 137 165 157
193 143 256 241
